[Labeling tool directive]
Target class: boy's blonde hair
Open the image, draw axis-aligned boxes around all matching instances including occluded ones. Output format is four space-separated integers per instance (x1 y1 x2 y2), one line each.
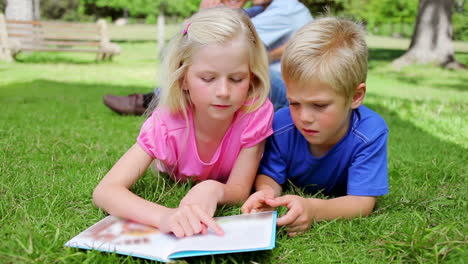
282 17 368 102
154 7 270 116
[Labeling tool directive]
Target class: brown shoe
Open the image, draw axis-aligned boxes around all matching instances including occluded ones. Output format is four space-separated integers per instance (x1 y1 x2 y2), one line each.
103 93 146 115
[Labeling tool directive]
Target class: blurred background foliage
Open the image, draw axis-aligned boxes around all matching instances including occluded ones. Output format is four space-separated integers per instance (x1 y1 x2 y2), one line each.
0 0 466 40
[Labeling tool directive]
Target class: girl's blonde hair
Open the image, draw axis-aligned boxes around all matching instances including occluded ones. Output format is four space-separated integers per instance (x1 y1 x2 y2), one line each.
152 7 270 117
282 17 368 102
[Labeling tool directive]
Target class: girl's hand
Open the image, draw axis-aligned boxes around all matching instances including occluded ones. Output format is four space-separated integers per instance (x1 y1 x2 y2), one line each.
241 189 276 214
168 180 224 237
158 205 223 238
265 195 314 237
180 180 222 215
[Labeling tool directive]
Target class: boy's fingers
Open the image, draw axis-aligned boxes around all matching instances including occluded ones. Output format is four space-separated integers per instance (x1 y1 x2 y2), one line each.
266 195 291 207
276 208 300 226
286 224 304 233
240 202 252 214
241 196 264 214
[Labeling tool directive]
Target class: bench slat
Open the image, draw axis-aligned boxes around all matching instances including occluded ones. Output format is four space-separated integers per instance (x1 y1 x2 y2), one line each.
8 26 99 35
5 19 42 25
9 33 100 41
20 46 101 53
19 39 101 47
7 20 100 29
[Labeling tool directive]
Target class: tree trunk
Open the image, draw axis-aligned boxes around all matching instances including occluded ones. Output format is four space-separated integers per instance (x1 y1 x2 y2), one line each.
5 0 33 20
392 0 465 69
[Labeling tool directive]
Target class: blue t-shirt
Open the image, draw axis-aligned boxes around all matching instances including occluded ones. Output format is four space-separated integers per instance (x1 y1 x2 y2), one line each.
259 105 389 197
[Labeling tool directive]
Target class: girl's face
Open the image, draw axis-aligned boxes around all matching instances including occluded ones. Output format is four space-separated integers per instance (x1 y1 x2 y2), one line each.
183 37 251 122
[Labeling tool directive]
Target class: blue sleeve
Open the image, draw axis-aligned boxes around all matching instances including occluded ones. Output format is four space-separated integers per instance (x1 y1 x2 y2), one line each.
258 130 288 185
244 5 265 18
347 131 389 196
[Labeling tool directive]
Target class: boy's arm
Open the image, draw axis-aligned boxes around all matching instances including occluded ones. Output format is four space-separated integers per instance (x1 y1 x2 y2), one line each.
267 195 376 236
255 174 283 196
241 174 282 213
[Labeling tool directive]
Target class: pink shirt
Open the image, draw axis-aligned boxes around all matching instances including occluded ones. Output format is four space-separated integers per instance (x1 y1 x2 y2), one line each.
137 99 274 183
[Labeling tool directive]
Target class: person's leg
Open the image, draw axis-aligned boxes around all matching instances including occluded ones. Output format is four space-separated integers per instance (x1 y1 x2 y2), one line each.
268 69 288 111
103 91 155 115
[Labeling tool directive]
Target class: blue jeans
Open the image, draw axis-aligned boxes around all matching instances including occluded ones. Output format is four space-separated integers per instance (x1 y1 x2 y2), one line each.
269 69 288 111
153 69 288 111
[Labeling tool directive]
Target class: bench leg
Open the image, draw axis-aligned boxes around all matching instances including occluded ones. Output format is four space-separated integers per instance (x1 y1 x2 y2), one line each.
0 47 13 62
96 52 103 61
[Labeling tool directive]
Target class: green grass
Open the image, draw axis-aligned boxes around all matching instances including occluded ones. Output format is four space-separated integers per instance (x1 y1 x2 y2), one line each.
1 30 467 263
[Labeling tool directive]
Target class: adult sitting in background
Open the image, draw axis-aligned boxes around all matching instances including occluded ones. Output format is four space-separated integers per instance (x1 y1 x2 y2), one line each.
103 0 312 115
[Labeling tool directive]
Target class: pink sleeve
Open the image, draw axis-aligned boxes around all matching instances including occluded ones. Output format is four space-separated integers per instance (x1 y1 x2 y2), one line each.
240 99 274 148
136 111 175 165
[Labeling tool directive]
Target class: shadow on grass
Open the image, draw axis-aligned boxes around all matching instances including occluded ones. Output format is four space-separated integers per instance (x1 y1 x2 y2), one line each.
368 47 468 92
368 47 468 66
368 47 406 64
0 79 153 100
376 70 468 92
13 52 112 65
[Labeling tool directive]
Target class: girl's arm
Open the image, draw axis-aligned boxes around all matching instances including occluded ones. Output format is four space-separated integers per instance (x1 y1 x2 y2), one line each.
180 141 266 208
93 143 171 227
219 140 267 203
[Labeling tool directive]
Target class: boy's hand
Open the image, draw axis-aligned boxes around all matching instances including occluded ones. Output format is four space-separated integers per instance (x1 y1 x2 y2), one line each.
241 189 275 214
266 195 314 237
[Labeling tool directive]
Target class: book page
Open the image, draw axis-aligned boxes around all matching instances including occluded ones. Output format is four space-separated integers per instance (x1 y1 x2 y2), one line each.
66 211 276 262
65 216 177 262
170 211 276 257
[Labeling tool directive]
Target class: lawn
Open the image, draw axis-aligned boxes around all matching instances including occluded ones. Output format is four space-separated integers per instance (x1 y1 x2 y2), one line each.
0 27 467 263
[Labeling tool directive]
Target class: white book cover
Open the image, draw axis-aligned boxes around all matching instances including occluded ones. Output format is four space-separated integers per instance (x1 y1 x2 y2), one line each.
65 211 277 262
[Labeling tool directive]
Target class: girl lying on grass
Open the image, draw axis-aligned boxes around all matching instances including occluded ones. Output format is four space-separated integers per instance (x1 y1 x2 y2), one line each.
93 7 273 238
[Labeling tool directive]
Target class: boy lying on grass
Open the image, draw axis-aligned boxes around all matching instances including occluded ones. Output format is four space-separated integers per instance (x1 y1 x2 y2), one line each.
242 17 389 237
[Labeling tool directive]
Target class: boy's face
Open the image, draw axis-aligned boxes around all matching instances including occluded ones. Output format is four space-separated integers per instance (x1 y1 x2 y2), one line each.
286 78 363 156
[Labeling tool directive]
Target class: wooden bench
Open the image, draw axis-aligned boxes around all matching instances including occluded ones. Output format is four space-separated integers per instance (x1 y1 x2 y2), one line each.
0 14 120 62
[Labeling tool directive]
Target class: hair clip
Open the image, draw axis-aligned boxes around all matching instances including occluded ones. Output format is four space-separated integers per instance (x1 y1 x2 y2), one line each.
183 22 192 36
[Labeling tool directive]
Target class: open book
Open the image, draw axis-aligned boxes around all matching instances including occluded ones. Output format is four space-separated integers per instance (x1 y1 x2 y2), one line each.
65 211 277 262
